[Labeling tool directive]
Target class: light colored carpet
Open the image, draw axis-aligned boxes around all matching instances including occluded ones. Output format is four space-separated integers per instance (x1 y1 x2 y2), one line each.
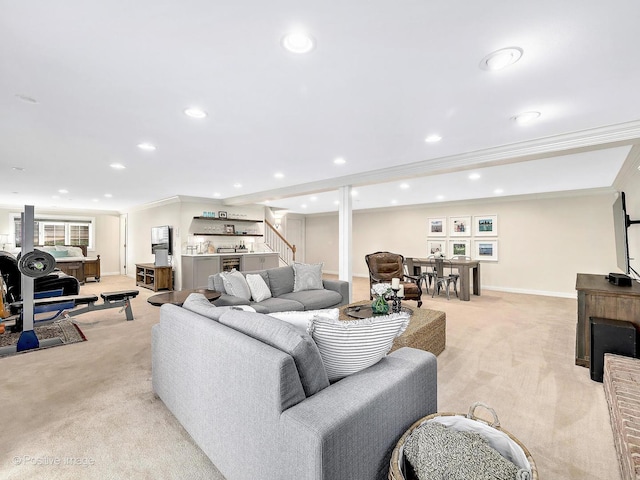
0 275 619 479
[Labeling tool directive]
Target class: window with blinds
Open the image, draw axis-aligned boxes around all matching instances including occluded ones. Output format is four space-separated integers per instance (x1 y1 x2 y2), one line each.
14 218 93 248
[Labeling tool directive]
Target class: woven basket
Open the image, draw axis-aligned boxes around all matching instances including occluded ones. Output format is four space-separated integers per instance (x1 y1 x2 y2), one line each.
389 403 539 480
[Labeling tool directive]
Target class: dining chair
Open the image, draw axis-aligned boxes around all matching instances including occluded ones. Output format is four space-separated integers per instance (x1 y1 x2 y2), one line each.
431 258 457 300
449 255 472 297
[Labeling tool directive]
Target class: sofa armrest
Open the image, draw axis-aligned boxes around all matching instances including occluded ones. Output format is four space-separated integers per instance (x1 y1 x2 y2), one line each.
279 347 437 480
321 278 350 306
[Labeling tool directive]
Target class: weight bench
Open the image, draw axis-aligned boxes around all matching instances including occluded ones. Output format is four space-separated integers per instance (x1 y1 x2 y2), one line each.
66 290 140 321
9 290 140 327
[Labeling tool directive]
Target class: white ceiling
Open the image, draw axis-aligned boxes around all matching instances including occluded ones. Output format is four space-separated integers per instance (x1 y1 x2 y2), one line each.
1 1 639 215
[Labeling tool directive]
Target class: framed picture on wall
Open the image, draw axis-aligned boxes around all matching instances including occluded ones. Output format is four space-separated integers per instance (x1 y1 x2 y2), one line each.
448 239 470 257
218 211 228 219
474 239 498 261
427 217 446 237
449 216 471 236
224 224 235 234
475 214 498 236
427 240 447 257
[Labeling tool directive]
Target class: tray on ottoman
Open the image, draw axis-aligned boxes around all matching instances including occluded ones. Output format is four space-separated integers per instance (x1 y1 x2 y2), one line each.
340 301 446 356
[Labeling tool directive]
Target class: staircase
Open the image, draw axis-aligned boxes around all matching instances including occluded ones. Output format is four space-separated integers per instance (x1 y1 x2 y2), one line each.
264 220 296 266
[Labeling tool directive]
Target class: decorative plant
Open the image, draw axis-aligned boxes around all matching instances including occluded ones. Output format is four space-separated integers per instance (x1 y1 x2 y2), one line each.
371 283 391 314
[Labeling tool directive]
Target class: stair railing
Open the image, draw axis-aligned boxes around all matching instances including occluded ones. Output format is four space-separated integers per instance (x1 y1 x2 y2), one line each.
264 220 296 265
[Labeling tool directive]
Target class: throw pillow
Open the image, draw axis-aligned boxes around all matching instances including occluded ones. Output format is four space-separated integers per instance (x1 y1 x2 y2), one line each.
246 273 272 303
211 273 226 294
221 269 251 301
218 309 330 397
50 250 69 258
182 293 255 320
293 262 324 292
65 246 84 257
268 308 338 335
308 311 410 382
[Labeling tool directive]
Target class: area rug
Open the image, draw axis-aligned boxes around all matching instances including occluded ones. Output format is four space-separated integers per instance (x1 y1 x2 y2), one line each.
0 319 86 356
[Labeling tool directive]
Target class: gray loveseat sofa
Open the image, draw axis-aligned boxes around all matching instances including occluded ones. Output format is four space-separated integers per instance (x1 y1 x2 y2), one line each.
208 265 349 313
152 304 438 480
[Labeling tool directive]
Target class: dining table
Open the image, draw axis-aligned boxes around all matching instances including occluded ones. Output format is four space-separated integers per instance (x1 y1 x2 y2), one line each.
407 257 481 301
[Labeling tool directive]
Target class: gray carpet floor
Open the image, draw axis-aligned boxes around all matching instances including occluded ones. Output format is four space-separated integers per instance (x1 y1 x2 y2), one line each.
0 275 620 479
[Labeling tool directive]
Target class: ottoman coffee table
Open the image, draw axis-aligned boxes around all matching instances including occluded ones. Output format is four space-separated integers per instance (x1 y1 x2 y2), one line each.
340 300 446 356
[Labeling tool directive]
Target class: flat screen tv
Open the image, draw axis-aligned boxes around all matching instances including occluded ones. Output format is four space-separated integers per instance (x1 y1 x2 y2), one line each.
151 225 172 255
613 192 633 275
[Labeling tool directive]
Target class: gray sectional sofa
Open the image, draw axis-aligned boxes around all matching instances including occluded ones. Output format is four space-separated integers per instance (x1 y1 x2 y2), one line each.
208 265 350 313
152 304 438 480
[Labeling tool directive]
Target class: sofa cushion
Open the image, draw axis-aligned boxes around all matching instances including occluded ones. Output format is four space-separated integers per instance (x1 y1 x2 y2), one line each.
309 311 411 382
267 266 295 297
221 269 251 301
246 273 272 302
50 249 69 258
183 293 255 319
250 297 305 313
293 262 324 292
268 308 339 335
218 309 330 397
279 289 343 311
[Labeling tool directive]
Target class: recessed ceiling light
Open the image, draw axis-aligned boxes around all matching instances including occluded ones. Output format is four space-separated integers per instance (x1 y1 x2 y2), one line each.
425 134 442 143
110 163 126 169
137 142 156 151
274 172 284 179
468 173 481 180
58 189 68 194
512 111 541 124
494 188 504 195
333 157 346 165
184 107 207 119
233 183 242 188
310 196 318 201
436 195 445 201
333 200 340 205
351 190 358 196
104 193 113 198
301 204 308 209
282 32 315 54
213 192 221 198
15 94 38 104
391 200 398 205
400 183 410 189
479 47 523 71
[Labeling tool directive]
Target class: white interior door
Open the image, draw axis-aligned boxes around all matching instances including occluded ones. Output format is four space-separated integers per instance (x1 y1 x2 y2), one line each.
119 213 128 275
286 217 305 263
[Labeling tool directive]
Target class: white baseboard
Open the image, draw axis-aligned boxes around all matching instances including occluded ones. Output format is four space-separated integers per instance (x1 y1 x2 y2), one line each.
473 285 577 299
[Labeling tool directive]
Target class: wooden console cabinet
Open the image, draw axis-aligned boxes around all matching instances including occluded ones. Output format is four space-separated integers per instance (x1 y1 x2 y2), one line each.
136 263 173 292
575 273 640 367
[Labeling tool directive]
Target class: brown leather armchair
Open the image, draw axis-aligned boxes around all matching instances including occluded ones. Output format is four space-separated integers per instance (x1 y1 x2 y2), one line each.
365 251 423 308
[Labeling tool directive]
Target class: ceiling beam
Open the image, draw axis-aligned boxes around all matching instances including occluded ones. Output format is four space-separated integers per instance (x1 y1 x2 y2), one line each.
223 119 640 206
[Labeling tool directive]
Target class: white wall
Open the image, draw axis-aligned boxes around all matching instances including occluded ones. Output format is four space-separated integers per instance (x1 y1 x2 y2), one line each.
305 191 622 297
